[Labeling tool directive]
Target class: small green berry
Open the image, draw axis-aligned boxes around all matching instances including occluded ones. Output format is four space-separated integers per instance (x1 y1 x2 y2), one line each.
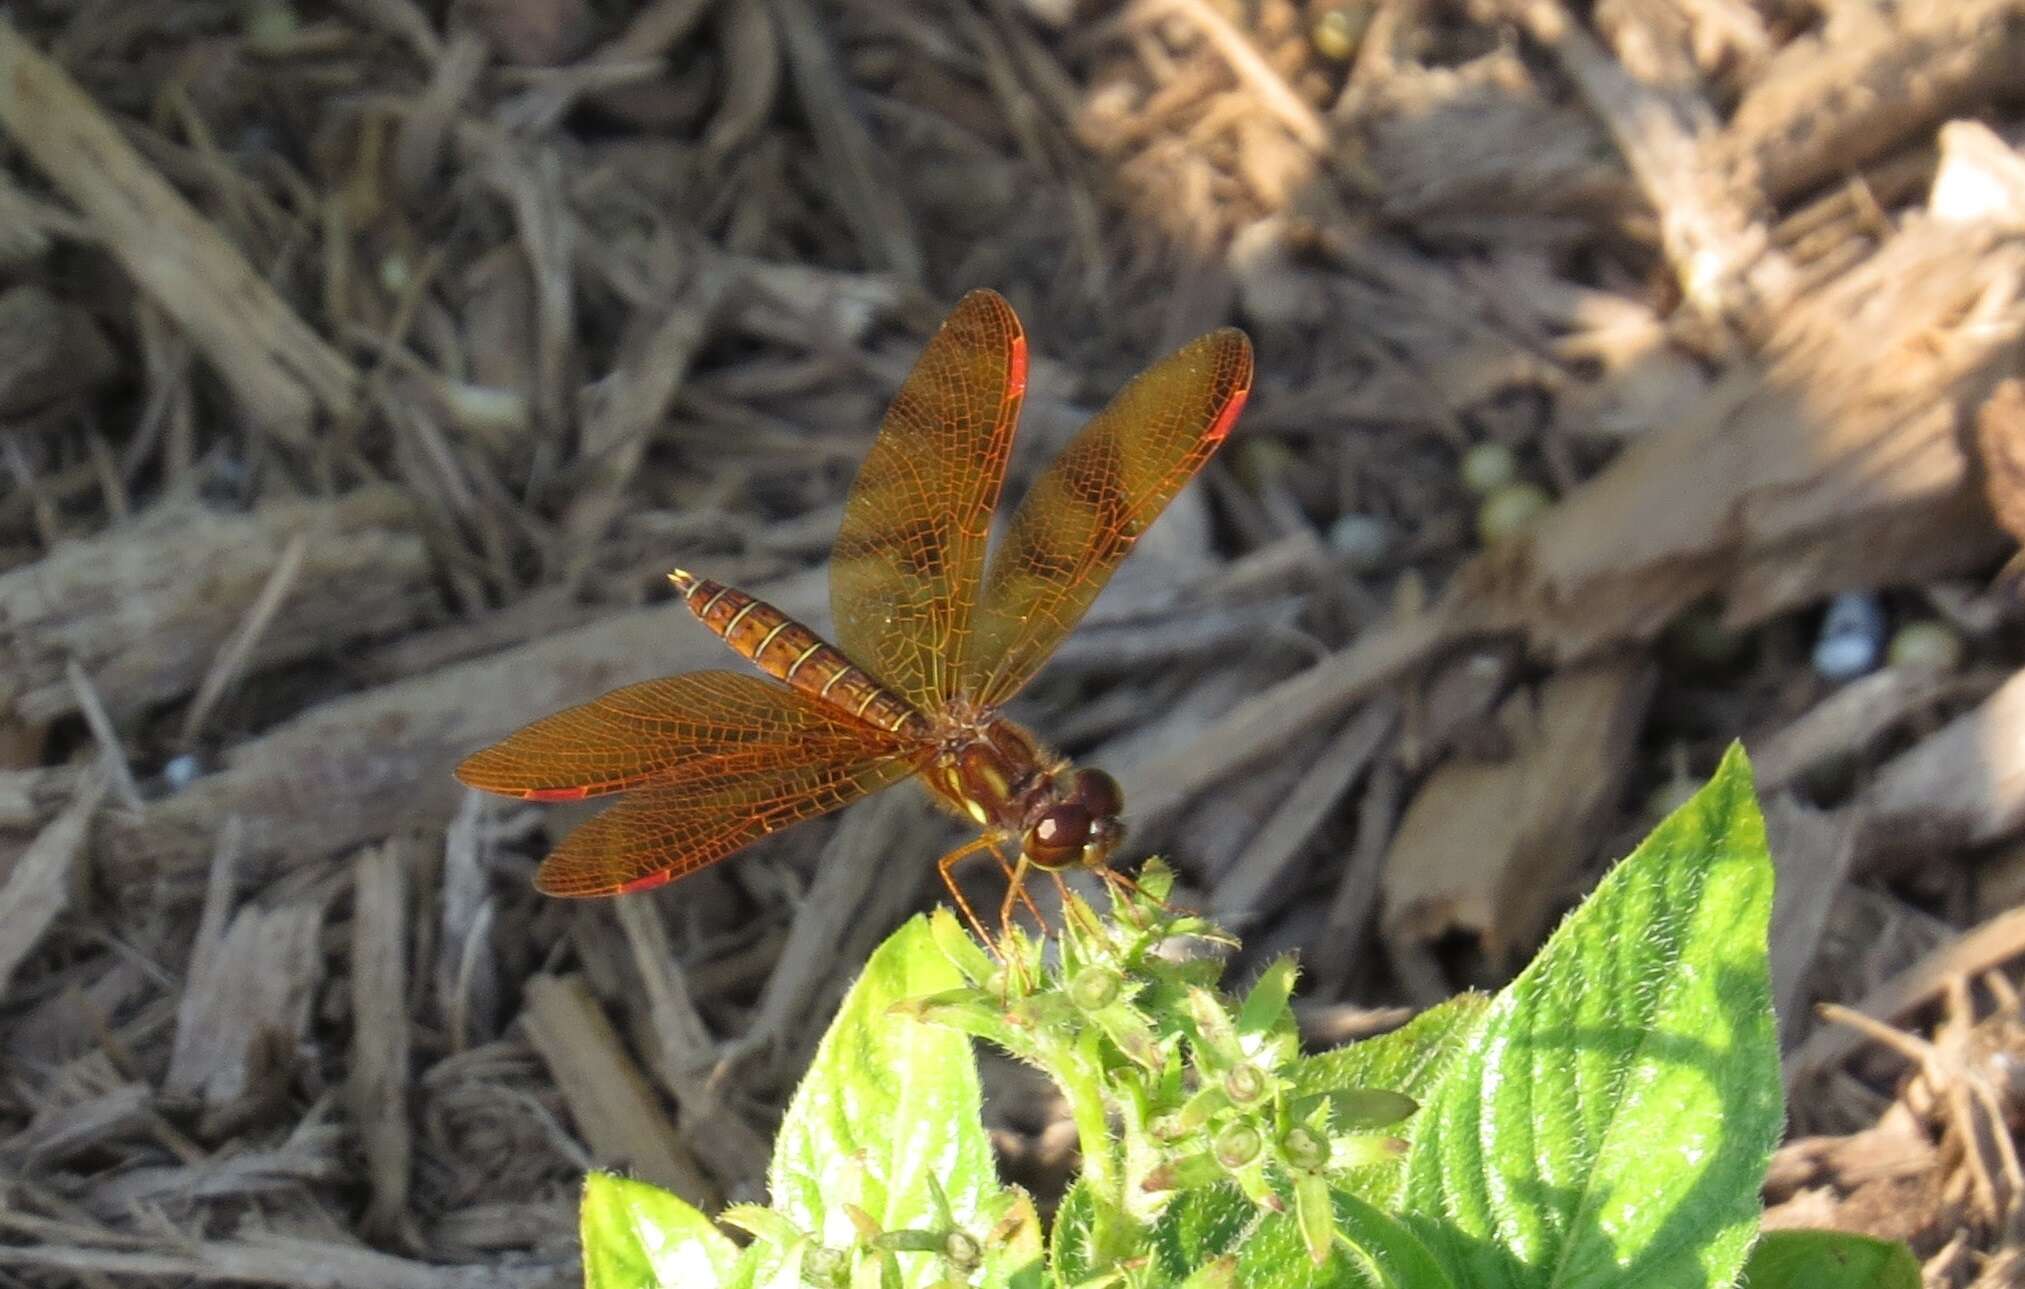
1887 620 1965 673
1460 441 1518 495
1310 4 1370 60
1477 481 1551 545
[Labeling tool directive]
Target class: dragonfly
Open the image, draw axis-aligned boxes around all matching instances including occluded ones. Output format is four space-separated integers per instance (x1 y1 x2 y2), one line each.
455 289 1253 950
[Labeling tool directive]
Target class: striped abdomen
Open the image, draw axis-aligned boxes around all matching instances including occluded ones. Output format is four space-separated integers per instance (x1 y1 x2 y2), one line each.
669 569 929 738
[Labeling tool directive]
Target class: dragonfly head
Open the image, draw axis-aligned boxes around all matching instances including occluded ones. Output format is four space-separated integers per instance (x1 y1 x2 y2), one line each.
1022 768 1124 872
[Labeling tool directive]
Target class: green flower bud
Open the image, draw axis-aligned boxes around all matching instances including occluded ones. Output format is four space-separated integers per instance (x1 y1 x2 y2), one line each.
1224 1062 1267 1105
1214 1123 1264 1169
802 1245 848 1285
1282 1125 1330 1171
943 1230 981 1271
1069 965 1123 1011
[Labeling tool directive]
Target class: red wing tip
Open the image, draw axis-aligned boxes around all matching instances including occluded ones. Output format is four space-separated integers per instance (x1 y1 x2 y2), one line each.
521 786 595 802
532 866 673 898
1007 330 1029 399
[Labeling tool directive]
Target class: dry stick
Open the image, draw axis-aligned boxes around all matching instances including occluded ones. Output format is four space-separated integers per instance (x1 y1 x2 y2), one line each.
96 575 820 886
1128 0 1327 153
1495 0 1777 317
0 1236 565 1289
0 487 428 726
1762 795 1857 1039
767 0 925 284
1310 752 1403 996
1753 664 1989 795
565 260 736 552
62 661 141 812
179 532 309 748
1857 667 2025 872
614 899 771 1187
0 772 107 998
437 793 493 1052
349 840 414 1243
521 973 717 1209
334 0 443 62
1786 904 2025 1085
0 19 357 442
717 791 932 1080
1120 605 1459 834
1727 0 2025 208
1209 698 1397 925
502 0 718 129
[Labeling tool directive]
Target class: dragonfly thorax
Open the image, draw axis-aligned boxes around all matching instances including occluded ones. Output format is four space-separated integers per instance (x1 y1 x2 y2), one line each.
929 716 1125 873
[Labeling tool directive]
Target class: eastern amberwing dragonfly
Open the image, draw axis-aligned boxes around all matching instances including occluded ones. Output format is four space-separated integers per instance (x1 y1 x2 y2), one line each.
455 289 1253 949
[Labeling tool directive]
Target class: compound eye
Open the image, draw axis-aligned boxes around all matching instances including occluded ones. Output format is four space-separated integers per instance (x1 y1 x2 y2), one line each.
1070 768 1123 820
1026 803 1092 868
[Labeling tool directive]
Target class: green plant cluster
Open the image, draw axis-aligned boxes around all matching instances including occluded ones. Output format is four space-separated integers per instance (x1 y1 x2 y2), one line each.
579 746 1921 1289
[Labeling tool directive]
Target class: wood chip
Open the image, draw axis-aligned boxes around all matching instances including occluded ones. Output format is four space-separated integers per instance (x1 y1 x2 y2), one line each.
0 486 429 725
1725 0 2025 206
615 897 771 1190
520 972 716 1209
1763 794 1857 1036
1208 698 1397 925
1786 903 2025 1084
0 18 357 440
0 770 105 998
165 890 327 1133
349 840 414 1241
97 571 825 886
1381 659 1654 961
767 0 925 283
1856 667 2025 871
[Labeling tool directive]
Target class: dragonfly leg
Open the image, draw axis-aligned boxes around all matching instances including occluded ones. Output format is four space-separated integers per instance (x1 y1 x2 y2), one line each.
998 853 1043 950
938 835 1009 961
989 845 1046 931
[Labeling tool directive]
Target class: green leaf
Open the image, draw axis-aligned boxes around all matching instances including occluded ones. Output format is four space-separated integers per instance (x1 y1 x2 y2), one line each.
1738 1230 1921 1289
1291 993 1489 1108
581 1172 738 1289
1050 1179 1100 1287
1331 1189 1459 1289
1236 956 1299 1041
1146 1181 1254 1281
1290 994 1487 1199
771 915 1002 1288
1294 1172 1335 1266
1288 1088 1418 1132
1402 744 1784 1289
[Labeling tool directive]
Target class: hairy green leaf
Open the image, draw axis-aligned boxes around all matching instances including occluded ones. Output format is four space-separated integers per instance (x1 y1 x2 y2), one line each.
1739 1230 1920 1289
581 1172 738 1289
1403 744 1783 1289
771 915 1009 1287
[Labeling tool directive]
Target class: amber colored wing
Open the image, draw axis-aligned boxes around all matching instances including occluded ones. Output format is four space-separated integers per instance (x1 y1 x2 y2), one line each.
961 327 1254 708
454 670 919 802
532 752 927 897
830 288 1026 710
